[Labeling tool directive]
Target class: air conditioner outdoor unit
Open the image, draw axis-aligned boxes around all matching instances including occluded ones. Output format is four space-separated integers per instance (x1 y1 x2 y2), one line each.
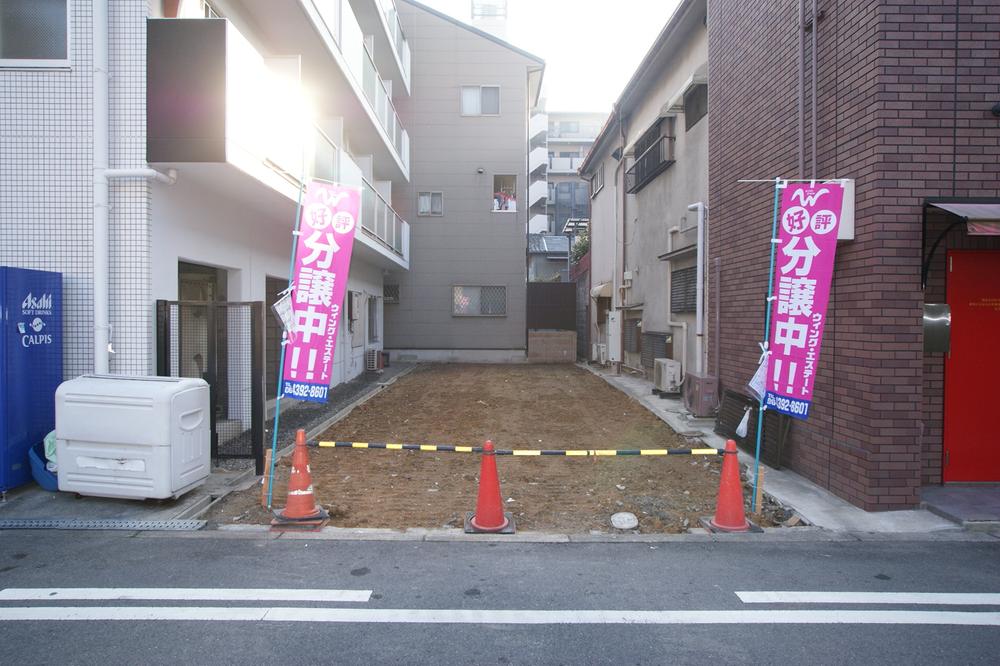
365 349 379 371
653 358 682 395
598 343 608 365
683 371 719 417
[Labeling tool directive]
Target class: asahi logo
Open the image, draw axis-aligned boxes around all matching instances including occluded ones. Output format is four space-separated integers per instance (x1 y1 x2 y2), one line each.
22 292 53 315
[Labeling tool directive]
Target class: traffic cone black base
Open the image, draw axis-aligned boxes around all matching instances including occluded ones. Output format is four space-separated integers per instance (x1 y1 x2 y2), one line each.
698 516 762 534
464 511 516 534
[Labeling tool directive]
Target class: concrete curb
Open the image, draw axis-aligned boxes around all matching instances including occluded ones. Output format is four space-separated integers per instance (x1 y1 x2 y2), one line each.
129 523 998 543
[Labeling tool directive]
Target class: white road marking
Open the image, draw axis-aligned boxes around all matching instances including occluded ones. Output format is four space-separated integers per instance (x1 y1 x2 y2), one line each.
736 591 1000 606
0 588 372 603
0 607 999 626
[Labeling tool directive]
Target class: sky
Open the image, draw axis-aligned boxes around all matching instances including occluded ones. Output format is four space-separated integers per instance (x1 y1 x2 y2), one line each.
414 0 682 114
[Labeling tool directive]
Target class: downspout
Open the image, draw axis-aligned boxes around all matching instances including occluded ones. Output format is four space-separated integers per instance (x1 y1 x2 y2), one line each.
811 0 818 179
610 105 624 373
93 1 177 372
617 106 628 370
93 0 110 373
798 0 805 177
687 202 706 374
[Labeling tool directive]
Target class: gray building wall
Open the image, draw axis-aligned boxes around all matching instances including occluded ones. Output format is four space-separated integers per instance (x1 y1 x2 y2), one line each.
385 0 540 354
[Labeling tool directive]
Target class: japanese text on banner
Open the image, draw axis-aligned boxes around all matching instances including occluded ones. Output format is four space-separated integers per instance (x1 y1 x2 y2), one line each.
282 181 361 403
764 182 844 420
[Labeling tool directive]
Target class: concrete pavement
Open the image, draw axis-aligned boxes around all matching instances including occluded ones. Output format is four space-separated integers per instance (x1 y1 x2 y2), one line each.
583 364 961 533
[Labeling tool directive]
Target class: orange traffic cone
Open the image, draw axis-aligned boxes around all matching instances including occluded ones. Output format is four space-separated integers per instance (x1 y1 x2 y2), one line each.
465 441 515 534
271 429 329 531
701 439 760 533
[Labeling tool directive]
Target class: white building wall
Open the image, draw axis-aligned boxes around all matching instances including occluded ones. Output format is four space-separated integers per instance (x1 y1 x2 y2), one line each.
152 175 381 388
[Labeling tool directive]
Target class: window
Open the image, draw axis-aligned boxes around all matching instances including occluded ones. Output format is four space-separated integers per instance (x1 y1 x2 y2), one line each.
560 121 579 134
591 163 605 197
671 266 697 313
461 85 500 115
625 118 675 193
418 191 443 216
453 286 506 316
492 175 517 212
684 83 708 131
383 284 400 304
367 296 380 341
0 0 69 66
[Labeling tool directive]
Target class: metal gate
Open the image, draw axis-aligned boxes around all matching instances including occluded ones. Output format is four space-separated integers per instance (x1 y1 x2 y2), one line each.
155 300 264 474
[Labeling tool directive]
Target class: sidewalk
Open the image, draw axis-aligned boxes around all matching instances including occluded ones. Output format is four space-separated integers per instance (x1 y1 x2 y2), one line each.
581 363 960 534
0 364 416 529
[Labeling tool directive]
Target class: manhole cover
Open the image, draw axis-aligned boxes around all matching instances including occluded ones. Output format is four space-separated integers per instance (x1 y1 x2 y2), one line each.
610 512 639 530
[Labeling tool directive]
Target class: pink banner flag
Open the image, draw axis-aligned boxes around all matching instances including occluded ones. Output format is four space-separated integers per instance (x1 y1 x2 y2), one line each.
764 182 844 420
282 181 361 402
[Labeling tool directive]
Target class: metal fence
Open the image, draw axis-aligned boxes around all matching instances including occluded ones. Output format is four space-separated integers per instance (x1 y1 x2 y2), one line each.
155 300 264 474
527 282 576 330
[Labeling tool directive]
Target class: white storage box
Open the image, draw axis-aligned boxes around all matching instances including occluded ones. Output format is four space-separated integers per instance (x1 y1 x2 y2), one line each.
55 375 210 500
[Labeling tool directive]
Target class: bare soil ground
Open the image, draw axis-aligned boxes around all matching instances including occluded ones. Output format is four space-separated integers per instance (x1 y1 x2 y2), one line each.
207 364 786 533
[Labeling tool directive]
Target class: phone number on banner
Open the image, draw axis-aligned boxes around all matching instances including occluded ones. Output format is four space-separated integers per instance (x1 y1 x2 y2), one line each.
764 392 811 419
284 381 329 402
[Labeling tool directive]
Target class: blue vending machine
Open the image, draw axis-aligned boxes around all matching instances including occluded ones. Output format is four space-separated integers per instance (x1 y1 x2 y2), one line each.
0 267 62 494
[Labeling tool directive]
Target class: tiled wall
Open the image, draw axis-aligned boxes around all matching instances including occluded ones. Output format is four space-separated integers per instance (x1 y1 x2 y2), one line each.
108 0 153 375
1 2 96 379
0 1 152 379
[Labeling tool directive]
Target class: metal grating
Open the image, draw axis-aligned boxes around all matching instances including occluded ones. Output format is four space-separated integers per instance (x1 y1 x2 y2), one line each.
0 519 206 531
641 331 672 371
624 318 641 354
671 266 697 313
714 389 790 469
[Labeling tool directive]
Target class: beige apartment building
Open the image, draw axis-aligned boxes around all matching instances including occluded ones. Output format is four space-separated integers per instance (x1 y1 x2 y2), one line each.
579 0 709 404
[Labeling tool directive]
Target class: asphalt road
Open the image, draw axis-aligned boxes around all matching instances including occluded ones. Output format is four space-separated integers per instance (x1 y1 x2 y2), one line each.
1 530 1000 665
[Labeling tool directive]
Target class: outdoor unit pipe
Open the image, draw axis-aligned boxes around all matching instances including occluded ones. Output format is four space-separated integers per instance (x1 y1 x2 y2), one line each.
687 201 706 375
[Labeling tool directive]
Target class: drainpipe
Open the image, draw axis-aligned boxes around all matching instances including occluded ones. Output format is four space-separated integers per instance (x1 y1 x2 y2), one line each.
811 0 819 179
93 0 110 373
687 201 706 374
798 0 805 177
93 1 177 372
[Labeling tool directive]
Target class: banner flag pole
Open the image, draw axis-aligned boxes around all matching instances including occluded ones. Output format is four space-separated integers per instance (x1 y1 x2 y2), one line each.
266 172 307 509
751 178 784 512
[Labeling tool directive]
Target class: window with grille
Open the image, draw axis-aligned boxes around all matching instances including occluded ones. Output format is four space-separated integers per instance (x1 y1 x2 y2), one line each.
461 85 501 115
367 296 380 341
624 318 642 354
383 284 399 304
453 286 507 316
591 164 605 197
0 0 69 65
418 191 443 216
625 119 675 193
671 267 697 313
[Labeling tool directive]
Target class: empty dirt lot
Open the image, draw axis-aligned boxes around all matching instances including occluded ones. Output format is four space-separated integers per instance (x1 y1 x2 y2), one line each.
208 364 730 533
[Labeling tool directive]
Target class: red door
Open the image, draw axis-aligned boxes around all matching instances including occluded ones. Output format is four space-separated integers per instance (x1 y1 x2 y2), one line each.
944 250 1000 482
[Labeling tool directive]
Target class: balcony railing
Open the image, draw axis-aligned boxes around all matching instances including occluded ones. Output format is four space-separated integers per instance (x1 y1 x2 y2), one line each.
529 112 547 140
361 176 407 257
548 156 584 173
378 0 411 89
625 135 675 193
310 0 409 172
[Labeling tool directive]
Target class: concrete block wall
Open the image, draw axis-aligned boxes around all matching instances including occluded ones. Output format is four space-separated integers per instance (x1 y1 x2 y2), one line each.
527 330 576 363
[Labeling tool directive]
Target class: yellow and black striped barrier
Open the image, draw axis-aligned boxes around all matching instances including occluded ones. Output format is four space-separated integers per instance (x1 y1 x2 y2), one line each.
314 441 723 457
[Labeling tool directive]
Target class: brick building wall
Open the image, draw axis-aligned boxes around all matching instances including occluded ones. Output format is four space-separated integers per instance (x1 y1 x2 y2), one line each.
708 0 1000 510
